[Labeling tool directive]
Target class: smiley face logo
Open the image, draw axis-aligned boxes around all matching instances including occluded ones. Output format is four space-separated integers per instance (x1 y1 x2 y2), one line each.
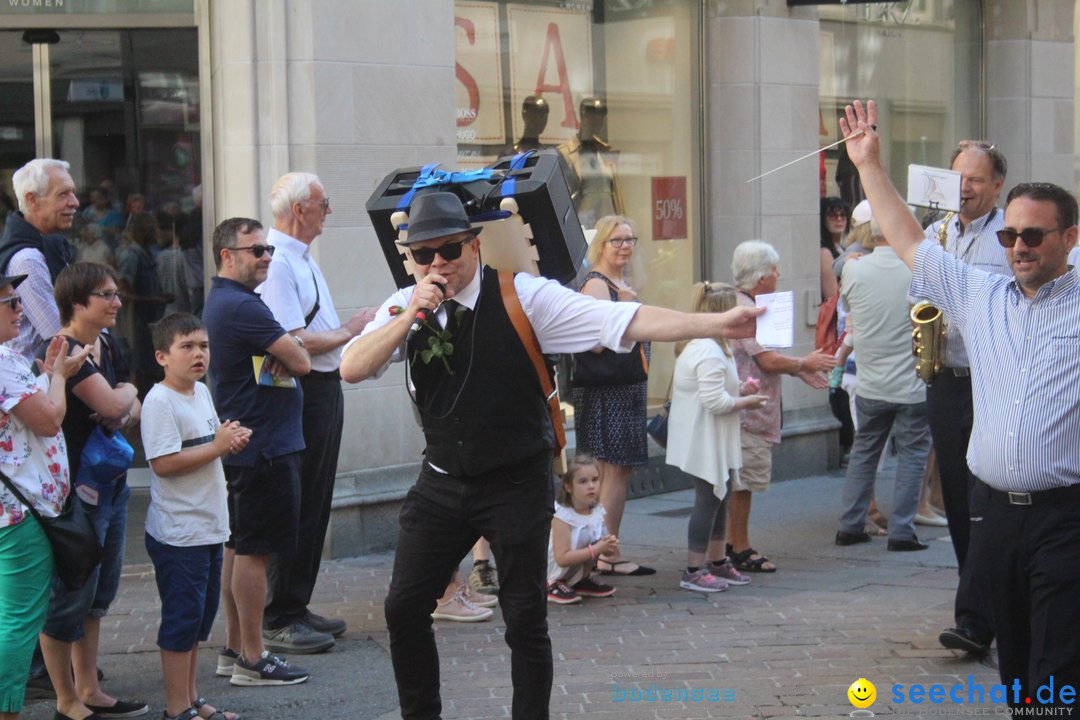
847 678 876 709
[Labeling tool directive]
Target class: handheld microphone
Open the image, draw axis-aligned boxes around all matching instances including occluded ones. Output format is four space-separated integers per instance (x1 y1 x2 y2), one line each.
405 282 447 343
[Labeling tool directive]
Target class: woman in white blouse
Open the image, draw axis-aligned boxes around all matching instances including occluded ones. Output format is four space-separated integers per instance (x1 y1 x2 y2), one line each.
666 282 767 593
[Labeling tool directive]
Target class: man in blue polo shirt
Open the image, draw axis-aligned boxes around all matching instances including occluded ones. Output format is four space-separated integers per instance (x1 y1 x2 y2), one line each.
203 217 313 686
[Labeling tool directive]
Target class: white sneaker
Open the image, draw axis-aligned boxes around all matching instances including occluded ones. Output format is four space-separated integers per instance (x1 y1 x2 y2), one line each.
431 585 494 622
463 583 498 608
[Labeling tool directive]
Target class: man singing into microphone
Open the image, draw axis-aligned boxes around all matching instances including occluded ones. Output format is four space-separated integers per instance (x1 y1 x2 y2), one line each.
341 191 761 720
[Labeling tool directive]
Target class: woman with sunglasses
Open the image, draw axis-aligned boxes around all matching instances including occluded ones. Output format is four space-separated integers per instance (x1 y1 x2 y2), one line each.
0 272 91 720
39 262 147 720
819 196 850 300
573 215 654 576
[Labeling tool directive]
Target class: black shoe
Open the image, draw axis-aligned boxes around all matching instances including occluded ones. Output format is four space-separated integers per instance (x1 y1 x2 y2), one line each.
84 699 149 717
53 713 105 720
302 610 347 637
262 621 335 654
835 530 872 546
887 537 929 551
939 626 990 655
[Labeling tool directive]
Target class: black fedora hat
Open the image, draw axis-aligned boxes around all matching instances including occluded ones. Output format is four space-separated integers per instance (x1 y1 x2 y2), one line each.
399 192 483 246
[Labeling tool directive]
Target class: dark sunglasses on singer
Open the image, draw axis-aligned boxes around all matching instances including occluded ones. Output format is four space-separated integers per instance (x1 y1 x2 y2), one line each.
410 239 471 265
995 227 1063 248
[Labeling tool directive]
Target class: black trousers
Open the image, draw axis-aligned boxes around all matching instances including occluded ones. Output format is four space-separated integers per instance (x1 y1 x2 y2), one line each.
968 481 1080 711
385 452 554 720
265 371 344 628
926 372 992 641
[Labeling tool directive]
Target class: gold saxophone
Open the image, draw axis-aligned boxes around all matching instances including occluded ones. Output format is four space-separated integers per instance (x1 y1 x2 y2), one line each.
910 211 952 384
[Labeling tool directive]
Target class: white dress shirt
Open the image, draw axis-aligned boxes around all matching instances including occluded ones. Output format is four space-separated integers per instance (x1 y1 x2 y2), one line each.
257 228 343 373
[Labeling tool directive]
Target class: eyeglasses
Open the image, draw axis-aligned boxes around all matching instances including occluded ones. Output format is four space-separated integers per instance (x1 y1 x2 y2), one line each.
410 239 472 265
609 236 638 248
0 294 21 310
230 244 276 259
318 197 330 212
88 290 121 302
826 210 848 219
995 227 1063 248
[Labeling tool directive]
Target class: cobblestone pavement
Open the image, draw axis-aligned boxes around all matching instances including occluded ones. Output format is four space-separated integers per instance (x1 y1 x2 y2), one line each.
23 470 1005 720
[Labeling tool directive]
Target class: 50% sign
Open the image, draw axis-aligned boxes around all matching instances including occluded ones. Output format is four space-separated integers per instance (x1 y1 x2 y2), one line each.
651 176 687 240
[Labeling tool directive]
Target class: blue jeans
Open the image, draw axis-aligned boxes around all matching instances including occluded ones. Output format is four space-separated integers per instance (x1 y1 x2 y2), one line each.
41 479 130 643
838 397 930 541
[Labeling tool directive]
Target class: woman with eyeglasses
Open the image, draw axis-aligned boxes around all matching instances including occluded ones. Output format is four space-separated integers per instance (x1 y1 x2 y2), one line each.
39 262 147 720
572 215 655 576
0 272 91 720
819 197 850 301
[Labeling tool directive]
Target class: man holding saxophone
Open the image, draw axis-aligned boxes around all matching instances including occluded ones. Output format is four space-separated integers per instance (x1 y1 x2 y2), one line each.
841 99 1080 713
921 139 1009 657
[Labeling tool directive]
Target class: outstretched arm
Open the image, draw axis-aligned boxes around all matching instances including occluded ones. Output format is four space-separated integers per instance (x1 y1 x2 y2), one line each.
622 304 763 344
838 100 926 269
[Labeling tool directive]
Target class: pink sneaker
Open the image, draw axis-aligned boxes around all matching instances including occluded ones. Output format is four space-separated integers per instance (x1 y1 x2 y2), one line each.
679 568 728 593
710 558 751 586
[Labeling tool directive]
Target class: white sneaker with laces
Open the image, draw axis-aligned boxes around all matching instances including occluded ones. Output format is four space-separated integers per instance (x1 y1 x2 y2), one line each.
431 585 494 622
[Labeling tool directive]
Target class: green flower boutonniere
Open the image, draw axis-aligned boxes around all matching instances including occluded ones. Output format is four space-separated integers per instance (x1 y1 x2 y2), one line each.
407 303 468 375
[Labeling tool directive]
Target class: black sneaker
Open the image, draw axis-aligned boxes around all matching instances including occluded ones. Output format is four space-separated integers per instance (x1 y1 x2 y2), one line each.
230 651 310 686
571 577 616 598
216 647 240 677
84 699 149 717
262 621 334 654
939 626 991 655
302 610 347 637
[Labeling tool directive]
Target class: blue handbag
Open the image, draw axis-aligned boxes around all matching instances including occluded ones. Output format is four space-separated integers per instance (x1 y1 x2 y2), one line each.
74 425 134 507
647 402 670 449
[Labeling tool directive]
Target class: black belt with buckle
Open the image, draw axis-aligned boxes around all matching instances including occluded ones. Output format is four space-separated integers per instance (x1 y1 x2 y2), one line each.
984 483 1080 507
949 367 970 378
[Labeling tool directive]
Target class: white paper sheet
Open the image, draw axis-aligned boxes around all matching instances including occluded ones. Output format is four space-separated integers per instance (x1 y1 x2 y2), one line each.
755 291 793 348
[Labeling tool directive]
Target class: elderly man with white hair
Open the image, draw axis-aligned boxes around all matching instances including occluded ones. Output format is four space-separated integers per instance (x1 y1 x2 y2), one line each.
254 172 377 655
0 158 79 361
727 240 836 574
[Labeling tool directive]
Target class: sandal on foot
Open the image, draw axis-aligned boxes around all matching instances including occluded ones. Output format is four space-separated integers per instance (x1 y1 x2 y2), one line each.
596 559 656 576
166 709 200 720
730 547 777 573
864 522 888 537
193 697 243 720
868 508 889 531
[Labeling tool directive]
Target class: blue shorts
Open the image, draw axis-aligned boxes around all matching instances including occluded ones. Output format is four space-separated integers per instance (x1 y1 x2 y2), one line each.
42 479 129 643
145 534 223 652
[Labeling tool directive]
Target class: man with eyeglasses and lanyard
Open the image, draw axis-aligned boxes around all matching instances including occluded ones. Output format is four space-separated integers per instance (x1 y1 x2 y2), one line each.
920 140 1010 658
841 99 1080 713
341 191 762 720
256 173 377 654
203 217 315 687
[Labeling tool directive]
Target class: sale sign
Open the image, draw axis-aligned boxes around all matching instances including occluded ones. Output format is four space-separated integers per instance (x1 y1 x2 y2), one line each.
651 176 687 240
455 3 505 145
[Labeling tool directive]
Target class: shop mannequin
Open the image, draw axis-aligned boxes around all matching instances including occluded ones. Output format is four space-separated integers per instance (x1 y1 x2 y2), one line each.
509 96 550 155
558 96 624 229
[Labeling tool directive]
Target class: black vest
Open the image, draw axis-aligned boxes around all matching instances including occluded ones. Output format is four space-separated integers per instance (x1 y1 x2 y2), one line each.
0 211 74 282
407 267 554 477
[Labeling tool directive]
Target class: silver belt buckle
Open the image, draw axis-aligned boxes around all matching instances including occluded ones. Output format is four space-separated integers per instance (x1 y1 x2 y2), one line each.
1007 491 1033 506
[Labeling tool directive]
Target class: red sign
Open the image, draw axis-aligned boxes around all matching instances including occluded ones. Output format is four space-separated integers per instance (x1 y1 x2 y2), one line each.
651 176 687 240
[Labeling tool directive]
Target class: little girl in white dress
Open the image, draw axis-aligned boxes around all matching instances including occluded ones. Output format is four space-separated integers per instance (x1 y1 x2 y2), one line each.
546 454 620 605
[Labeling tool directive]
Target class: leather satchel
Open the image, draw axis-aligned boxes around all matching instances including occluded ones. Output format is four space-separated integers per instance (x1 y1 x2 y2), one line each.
0 470 103 590
571 344 649 388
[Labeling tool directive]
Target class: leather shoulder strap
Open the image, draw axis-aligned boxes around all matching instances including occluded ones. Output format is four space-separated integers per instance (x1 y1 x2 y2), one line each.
497 271 565 452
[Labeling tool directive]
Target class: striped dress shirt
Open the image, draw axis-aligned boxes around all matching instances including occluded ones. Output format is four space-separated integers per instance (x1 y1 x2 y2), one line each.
910 239 1080 492
922 208 1009 367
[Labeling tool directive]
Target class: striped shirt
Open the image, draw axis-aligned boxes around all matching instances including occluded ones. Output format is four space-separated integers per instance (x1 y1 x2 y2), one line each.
921 208 1009 368
910 239 1080 492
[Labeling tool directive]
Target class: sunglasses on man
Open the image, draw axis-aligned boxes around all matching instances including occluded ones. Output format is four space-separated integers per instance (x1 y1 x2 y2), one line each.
410 239 472 266
230 244 276 259
0 294 21 311
995 227 1063 249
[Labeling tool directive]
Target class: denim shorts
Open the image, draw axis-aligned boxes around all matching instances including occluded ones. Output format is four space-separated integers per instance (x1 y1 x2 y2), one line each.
41 479 130 643
145 533 222 652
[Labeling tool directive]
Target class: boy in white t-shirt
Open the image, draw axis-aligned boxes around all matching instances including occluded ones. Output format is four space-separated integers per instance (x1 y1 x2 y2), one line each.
141 313 251 720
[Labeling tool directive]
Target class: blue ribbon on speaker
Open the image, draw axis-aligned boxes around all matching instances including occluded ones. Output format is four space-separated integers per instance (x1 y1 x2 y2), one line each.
396 164 495 210
501 151 533 198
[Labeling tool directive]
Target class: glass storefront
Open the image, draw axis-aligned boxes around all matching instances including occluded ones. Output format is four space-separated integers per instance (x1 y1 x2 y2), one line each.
454 0 703 404
818 0 982 207
1 28 201 393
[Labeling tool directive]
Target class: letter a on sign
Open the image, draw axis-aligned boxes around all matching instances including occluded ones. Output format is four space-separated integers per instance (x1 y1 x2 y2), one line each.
534 23 577 130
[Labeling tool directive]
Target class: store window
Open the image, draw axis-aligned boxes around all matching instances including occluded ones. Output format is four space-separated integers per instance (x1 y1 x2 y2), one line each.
818 0 982 207
454 0 703 404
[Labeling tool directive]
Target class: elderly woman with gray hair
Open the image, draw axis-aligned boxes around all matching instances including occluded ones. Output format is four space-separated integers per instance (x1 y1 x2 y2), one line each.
727 240 836 573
